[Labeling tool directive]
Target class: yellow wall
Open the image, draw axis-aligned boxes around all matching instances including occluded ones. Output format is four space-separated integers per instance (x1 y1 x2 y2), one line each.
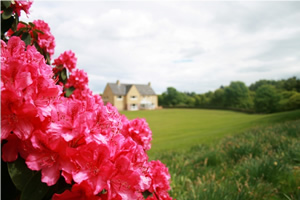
113 95 125 110
103 84 158 111
139 95 158 110
102 84 125 110
102 84 114 105
126 85 140 110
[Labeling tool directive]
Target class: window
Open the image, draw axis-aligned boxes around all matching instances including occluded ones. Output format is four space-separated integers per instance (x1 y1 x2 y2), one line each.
130 104 138 111
102 96 108 101
117 95 123 100
130 95 137 100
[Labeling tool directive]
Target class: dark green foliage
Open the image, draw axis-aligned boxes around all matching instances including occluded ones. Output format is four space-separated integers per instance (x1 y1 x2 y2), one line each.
155 120 300 200
224 81 252 109
159 77 300 113
254 85 280 113
159 87 186 106
210 88 225 107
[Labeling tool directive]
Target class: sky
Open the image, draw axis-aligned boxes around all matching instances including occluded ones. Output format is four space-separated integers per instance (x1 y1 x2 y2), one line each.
23 1 300 94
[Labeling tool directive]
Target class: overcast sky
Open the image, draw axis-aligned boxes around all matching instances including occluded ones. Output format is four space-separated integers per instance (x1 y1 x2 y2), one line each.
24 1 300 94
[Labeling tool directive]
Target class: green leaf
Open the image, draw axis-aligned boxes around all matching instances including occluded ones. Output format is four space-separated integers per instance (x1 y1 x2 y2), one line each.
21 32 31 45
65 87 75 97
32 30 38 40
2 7 13 20
61 68 67 81
18 27 28 32
29 22 35 27
35 29 44 34
46 53 51 65
12 29 23 37
12 15 19 32
19 21 28 25
142 190 152 199
20 171 49 200
7 157 35 191
34 41 43 54
2 1 12 8
1 15 14 34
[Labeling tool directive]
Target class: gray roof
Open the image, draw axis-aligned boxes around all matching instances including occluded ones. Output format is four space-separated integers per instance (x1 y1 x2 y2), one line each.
108 83 156 96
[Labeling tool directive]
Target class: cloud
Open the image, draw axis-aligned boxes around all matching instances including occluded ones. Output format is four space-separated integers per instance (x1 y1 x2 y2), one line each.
23 1 300 94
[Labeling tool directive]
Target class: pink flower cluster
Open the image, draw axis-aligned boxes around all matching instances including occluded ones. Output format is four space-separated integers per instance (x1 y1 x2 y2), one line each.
53 50 77 72
7 20 55 58
1 37 172 200
10 0 33 17
66 69 89 91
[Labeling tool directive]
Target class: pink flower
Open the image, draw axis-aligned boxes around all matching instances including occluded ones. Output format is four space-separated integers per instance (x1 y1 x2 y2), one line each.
106 134 151 199
121 117 152 151
52 182 102 200
85 102 122 145
71 142 114 195
6 20 56 58
48 98 87 142
147 160 172 200
1 37 61 142
32 20 56 57
65 69 89 90
53 50 77 72
2 134 22 162
10 0 33 17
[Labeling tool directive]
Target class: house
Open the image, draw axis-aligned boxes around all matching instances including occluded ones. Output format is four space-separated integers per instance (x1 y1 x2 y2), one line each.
102 80 158 111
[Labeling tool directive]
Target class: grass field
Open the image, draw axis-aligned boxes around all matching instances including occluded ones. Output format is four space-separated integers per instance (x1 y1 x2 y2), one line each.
121 109 300 157
122 109 300 199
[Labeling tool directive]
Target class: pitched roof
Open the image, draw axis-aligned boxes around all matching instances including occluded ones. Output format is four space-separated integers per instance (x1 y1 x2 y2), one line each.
108 82 156 96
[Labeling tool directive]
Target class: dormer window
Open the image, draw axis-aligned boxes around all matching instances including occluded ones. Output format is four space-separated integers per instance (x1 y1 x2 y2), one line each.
130 95 137 100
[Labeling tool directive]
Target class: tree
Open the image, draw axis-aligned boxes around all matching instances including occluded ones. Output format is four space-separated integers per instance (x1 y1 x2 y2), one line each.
224 81 252 109
254 85 280 113
288 92 300 109
160 87 186 106
211 88 225 107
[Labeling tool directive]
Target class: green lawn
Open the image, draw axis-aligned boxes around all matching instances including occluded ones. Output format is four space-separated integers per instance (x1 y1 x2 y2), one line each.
121 109 300 156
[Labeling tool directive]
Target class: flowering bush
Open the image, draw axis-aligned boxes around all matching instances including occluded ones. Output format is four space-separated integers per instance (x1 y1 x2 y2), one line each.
6 19 56 60
53 50 77 72
1 1 173 200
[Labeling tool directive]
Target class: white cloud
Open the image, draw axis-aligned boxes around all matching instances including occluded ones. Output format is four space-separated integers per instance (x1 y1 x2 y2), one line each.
22 1 300 94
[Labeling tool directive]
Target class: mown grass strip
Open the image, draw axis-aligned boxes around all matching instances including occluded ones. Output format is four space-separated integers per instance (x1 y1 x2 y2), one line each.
121 109 300 156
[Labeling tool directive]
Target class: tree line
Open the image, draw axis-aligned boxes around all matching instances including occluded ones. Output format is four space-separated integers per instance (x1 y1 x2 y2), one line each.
158 76 300 113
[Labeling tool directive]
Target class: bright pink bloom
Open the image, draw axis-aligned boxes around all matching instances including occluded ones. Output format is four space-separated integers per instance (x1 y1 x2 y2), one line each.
25 130 67 186
52 181 102 200
2 134 21 162
147 160 172 199
1 37 61 142
32 20 56 57
71 142 114 195
10 0 33 17
85 102 122 145
146 190 173 200
53 50 77 72
65 69 89 90
121 117 152 151
48 98 87 142
106 134 151 199
6 20 55 58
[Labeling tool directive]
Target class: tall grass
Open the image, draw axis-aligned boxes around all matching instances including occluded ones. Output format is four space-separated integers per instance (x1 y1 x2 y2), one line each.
156 120 300 200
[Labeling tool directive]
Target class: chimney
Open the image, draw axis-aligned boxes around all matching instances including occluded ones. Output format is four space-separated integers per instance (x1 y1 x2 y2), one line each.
116 80 120 86
148 82 151 87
